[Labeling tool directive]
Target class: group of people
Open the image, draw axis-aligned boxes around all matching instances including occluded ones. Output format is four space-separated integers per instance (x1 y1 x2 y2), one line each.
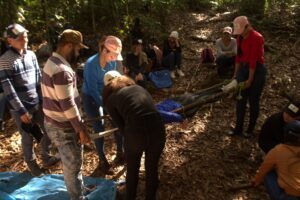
0 15 299 200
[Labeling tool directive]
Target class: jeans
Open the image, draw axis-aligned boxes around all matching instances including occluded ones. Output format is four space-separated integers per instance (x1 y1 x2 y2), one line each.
10 105 52 163
234 63 267 134
162 51 182 71
124 113 166 200
216 55 235 77
264 171 300 200
44 121 85 200
82 94 123 162
0 92 6 121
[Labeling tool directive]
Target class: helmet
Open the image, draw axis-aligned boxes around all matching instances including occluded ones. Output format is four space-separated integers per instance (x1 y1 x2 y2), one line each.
284 120 300 146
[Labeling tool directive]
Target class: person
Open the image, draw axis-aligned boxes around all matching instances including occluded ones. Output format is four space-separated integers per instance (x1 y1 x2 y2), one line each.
103 71 166 200
82 35 124 175
259 101 300 153
163 31 184 79
228 16 267 138
252 120 300 200
0 23 59 176
144 37 163 72
0 84 6 131
125 39 149 88
41 29 91 199
215 26 237 78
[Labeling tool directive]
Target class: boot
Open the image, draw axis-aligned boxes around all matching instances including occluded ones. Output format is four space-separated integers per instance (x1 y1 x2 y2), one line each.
26 160 46 177
91 160 114 176
43 156 60 168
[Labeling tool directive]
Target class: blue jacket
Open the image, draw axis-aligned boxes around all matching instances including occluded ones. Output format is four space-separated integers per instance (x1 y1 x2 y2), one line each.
82 53 117 107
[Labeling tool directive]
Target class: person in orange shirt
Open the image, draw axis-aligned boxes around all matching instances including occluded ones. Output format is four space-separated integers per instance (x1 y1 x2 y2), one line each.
252 120 300 200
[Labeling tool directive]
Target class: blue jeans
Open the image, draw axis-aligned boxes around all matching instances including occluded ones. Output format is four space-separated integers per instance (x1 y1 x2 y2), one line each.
264 171 300 200
82 94 123 162
44 121 85 200
0 92 6 121
234 63 267 134
162 51 182 71
10 105 52 163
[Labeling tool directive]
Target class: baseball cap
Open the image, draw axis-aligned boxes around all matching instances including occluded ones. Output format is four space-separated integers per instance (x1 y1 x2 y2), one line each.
223 26 232 34
4 24 28 39
58 29 88 49
104 36 123 61
169 31 179 39
284 120 300 145
284 102 300 118
133 39 143 45
233 16 249 35
104 70 121 86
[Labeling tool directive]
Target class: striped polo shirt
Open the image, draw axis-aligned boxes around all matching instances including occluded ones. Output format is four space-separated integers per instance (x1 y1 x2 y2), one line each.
0 47 41 115
41 52 83 133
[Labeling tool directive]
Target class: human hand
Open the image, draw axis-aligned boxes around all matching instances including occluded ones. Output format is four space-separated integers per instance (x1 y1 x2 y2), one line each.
135 73 143 81
20 112 32 124
79 131 91 144
245 79 252 89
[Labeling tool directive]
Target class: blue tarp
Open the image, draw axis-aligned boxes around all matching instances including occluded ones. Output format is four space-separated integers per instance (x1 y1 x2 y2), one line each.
0 172 116 200
156 99 183 123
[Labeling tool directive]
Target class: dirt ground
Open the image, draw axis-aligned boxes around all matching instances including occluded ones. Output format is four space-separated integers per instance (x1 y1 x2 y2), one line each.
0 10 299 200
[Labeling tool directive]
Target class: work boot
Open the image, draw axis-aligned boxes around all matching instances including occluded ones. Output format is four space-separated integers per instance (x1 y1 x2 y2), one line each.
177 69 185 77
43 156 60 168
170 70 176 79
27 160 46 177
114 152 125 166
91 160 114 177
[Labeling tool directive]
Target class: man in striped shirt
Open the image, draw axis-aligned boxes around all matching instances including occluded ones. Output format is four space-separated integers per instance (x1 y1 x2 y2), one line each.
41 29 90 200
0 24 59 176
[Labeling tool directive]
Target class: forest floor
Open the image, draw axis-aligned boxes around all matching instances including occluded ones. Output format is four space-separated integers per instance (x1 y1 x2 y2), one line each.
1 10 300 200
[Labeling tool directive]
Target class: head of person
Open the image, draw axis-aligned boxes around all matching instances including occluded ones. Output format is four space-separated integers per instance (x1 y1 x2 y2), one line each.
99 35 123 63
283 101 300 123
168 31 179 43
4 23 28 51
56 29 88 64
102 71 135 105
233 16 251 36
132 39 143 54
283 120 300 146
222 26 232 41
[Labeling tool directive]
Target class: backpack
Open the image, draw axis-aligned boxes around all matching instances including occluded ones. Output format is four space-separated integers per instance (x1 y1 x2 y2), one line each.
201 48 215 64
149 69 172 89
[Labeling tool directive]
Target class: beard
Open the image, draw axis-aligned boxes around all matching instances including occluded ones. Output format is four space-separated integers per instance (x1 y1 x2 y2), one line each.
66 47 78 67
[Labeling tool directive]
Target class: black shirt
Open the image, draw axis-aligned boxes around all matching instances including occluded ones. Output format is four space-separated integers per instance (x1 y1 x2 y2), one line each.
258 112 285 153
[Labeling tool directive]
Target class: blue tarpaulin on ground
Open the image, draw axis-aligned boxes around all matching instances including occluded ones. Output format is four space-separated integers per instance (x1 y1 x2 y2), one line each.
0 172 116 200
156 99 183 123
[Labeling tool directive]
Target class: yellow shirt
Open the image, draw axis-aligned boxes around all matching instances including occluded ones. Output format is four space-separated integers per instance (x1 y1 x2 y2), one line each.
255 144 300 196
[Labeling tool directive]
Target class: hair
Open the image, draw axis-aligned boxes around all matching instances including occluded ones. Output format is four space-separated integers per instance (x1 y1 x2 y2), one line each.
98 35 107 52
102 75 136 106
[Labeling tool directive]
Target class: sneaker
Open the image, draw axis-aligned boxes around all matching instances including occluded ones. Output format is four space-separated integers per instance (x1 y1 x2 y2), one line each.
43 156 60 168
170 70 176 79
177 69 185 77
114 152 125 166
27 160 46 177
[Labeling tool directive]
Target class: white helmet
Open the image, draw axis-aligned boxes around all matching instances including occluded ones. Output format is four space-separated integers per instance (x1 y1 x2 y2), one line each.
104 70 121 86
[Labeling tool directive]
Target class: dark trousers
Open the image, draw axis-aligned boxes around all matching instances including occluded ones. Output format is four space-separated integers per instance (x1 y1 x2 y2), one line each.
216 55 235 77
162 51 182 70
264 170 300 200
124 114 166 200
235 63 267 134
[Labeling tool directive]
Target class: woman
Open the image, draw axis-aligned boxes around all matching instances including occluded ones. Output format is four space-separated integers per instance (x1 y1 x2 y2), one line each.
215 26 237 78
82 36 124 175
228 16 267 138
103 71 166 200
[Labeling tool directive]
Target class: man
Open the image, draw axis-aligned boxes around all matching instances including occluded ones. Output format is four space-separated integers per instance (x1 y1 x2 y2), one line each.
228 16 267 138
259 101 300 153
0 23 59 176
41 29 91 199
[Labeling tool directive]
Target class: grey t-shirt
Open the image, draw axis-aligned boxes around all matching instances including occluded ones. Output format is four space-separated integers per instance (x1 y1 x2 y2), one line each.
216 37 237 58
